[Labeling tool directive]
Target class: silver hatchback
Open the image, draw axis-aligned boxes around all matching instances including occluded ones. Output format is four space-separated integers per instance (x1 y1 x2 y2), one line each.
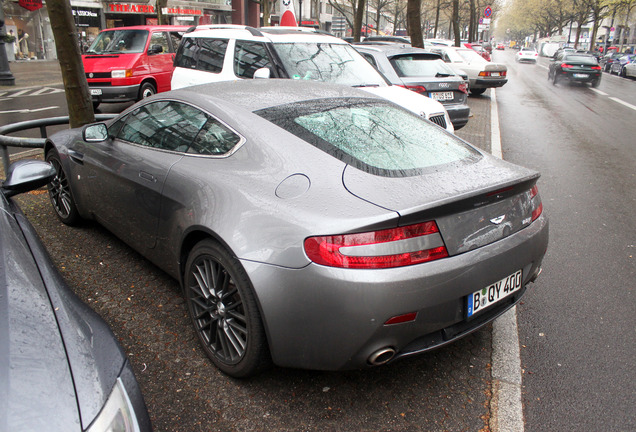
45 80 548 378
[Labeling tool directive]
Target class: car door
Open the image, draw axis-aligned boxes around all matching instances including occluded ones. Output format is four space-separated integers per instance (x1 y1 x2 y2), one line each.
79 100 207 254
147 31 173 92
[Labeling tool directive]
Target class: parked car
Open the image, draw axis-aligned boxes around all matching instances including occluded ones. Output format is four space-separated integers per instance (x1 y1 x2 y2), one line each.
548 52 601 87
609 54 636 76
464 43 491 61
496 43 505 50
363 35 411 44
599 52 623 72
1 160 152 431
425 45 508 95
45 79 548 378
84 25 189 109
516 47 539 63
354 44 470 129
623 58 636 78
171 25 453 132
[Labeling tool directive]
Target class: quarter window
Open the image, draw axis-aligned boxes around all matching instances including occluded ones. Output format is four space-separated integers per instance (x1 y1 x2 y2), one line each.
197 38 228 73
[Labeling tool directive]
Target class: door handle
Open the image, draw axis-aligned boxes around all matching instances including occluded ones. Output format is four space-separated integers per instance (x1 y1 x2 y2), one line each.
139 171 157 182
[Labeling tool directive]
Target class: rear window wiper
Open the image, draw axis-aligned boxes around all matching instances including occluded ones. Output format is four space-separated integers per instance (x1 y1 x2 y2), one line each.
435 72 453 77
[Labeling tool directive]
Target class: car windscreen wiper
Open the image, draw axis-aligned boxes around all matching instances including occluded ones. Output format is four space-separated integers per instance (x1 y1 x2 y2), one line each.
435 72 453 77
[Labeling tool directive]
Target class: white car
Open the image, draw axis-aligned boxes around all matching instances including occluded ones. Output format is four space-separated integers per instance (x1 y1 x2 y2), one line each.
516 47 539 63
171 25 454 133
624 59 636 79
425 44 507 95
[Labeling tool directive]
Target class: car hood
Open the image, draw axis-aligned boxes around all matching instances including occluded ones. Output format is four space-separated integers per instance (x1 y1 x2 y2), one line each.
0 204 82 430
82 53 139 73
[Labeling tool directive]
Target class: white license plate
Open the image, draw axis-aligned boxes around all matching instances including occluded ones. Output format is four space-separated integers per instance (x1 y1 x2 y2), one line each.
491 72 500 77
467 270 522 317
90 89 102 96
573 73 589 78
431 91 454 101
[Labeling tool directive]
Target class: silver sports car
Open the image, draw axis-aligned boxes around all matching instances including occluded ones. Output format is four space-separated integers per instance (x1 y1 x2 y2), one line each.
45 80 548 378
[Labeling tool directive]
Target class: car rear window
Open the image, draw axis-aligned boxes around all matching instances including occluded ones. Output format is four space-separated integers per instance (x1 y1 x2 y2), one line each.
257 98 480 177
564 55 598 64
390 56 455 77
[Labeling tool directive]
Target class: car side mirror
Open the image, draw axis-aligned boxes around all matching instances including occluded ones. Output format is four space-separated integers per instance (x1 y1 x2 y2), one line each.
1 160 56 198
83 123 109 142
148 44 163 55
253 67 271 79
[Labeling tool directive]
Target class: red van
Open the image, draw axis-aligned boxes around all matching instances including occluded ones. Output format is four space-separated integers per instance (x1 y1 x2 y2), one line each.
83 25 189 109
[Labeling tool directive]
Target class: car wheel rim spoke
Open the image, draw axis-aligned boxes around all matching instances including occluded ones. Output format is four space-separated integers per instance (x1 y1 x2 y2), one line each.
48 159 71 218
189 256 248 364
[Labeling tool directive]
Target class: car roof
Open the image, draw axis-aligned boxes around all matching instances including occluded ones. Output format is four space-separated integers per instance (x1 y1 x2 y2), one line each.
355 44 442 59
166 80 384 113
185 24 346 44
101 25 190 31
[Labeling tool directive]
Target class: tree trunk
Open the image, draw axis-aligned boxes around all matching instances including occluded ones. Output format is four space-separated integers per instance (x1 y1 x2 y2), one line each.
156 0 168 25
47 0 94 128
452 0 460 46
353 0 365 41
433 0 440 38
407 0 423 48
468 0 475 43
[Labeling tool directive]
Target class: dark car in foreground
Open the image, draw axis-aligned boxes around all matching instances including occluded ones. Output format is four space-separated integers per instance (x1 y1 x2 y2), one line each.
1 160 152 431
548 52 601 87
45 80 548 378
354 44 471 129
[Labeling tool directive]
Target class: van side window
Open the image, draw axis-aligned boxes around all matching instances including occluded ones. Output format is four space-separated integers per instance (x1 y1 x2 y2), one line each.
149 32 169 54
234 41 273 78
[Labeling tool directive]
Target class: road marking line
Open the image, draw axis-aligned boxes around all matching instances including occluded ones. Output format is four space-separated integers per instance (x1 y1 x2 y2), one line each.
490 87 524 432
590 88 608 96
0 106 60 115
30 87 65 96
608 97 636 111
8 89 30 97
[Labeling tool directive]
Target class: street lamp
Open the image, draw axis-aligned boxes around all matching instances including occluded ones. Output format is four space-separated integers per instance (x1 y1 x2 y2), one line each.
0 0 16 86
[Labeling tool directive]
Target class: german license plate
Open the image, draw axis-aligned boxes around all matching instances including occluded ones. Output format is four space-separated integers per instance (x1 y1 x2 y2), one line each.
467 270 522 317
431 91 454 101
573 73 589 78
491 72 500 76
90 89 102 96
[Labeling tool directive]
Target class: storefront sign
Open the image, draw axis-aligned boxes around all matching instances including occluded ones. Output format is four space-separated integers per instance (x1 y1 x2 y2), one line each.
161 7 203 16
108 3 156 14
19 0 43 11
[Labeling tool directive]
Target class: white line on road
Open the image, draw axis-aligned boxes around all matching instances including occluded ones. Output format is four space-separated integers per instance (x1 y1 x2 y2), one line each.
590 88 608 96
490 88 525 432
30 87 65 96
8 89 31 97
0 106 60 115
608 96 636 111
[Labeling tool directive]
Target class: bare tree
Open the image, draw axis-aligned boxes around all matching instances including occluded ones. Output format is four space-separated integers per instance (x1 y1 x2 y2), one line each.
354 0 366 41
47 0 94 128
407 0 424 47
452 0 460 45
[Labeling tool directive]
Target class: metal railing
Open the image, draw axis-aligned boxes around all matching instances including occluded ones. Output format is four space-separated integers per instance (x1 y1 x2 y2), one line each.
0 115 116 175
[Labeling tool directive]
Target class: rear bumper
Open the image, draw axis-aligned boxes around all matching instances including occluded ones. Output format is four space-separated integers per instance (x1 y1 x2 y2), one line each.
559 71 601 83
88 84 140 103
242 213 548 371
472 78 508 89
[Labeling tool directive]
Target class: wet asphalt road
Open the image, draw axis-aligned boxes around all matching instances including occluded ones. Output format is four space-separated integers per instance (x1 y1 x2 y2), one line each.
5 83 497 431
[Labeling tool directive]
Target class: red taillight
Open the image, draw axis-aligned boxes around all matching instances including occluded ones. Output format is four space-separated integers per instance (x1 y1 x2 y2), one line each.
398 84 427 94
530 185 543 222
385 312 417 325
459 82 468 94
561 63 574 68
304 221 449 269
591 66 601 70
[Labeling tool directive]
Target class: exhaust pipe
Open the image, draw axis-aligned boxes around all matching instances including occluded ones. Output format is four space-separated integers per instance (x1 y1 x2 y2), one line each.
368 348 396 366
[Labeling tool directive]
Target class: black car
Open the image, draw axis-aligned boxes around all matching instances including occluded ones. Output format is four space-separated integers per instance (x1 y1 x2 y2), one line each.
355 44 471 129
548 52 601 87
1 160 152 431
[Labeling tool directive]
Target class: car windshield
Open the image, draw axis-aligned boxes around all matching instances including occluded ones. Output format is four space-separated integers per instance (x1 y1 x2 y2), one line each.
257 98 479 176
390 56 456 77
564 55 598 65
87 30 148 54
456 49 487 64
272 42 387 86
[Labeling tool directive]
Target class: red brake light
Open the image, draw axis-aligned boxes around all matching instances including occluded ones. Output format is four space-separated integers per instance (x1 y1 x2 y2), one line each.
398 84 427 94
561 63 574 68
459 82 468 94
304 221 449 269
591 66 601 70
530 185 543 222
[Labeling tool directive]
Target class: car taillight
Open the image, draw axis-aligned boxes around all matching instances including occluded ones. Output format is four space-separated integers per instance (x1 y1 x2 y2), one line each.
459 82 468 94
530 185 543 222
561 63 574 69
591 66 601 70
397 84 427 94
304 221 449 269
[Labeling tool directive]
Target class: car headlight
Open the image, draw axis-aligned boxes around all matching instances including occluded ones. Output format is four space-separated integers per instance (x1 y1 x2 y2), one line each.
86 378 141 432
111 69 132 78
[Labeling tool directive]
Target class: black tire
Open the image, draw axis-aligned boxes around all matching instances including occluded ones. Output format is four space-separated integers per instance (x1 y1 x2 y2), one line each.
138 82 156 100
470 87 486 95
46 150 81 225
184 240 269 378
620 67 626 77
92 101 100 111
591 79 600 88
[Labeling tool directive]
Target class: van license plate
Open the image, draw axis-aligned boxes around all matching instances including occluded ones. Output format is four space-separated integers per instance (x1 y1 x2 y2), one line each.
467 270 522 317
90 89 102 96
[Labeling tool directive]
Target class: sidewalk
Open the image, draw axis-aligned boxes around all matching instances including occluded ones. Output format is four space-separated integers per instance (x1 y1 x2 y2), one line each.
3 60 63 89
